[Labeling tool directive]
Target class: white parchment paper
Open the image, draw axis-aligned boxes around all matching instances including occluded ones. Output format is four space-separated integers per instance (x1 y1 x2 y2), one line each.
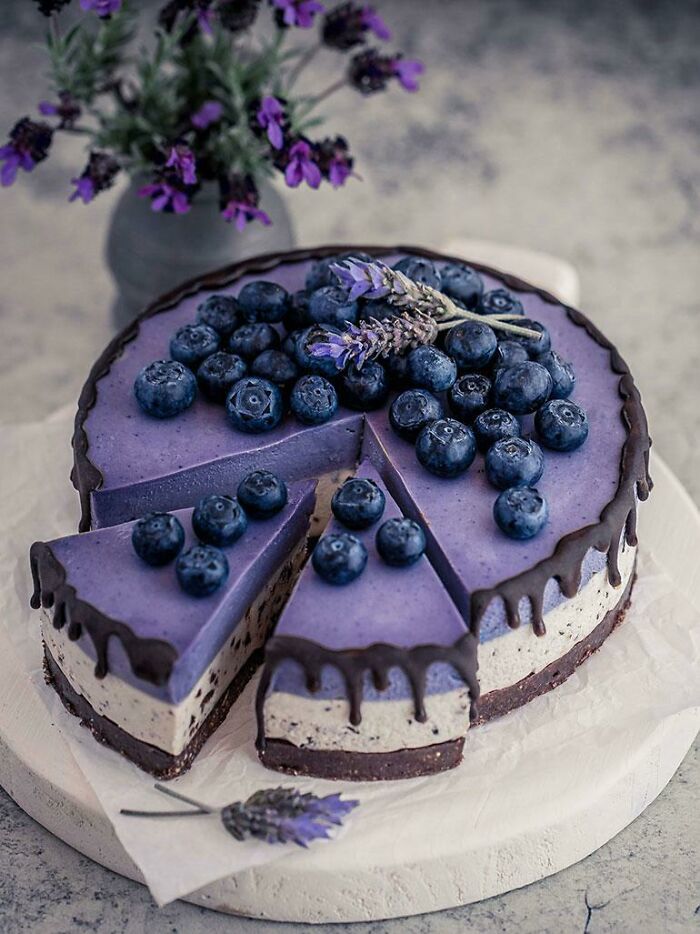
1 406 698 906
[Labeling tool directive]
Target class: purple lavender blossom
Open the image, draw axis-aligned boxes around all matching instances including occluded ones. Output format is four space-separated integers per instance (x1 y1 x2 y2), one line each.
138 181 190 214
283 140 322 189
361 6 390 40
0 118 52 187
309 323 370 370
220 173 271 230
348 48 425 95
256 96 285 150
221 199 271 230
191 100 223 129
38 92 81 129
331 258 389 300
272 0 325 29
322 2 390 50
165 144 197 185
316 135 354 188
69 151 119 204
79 0 123 15
393 56 424 92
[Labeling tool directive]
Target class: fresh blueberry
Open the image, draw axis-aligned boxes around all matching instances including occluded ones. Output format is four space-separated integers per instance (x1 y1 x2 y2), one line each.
305 252 372 291
294 325 343 378
389 388 443 441
341 361 388 410
493 361 553 415
308 285 359 328
493 487 548 540
393 255 442 290
449 373 492 422
490 340 529 374
537 350 575 399
407 345 457 393
225 376 284 433
251 349 299 388
170 323 220 368
473 408 521 451
508 318 551 357
176 544 229 596
237 280 289 323
376 517 426 567
485 437 545 490
331 477 386 529
196 352 247 403
359 298 396 322
196 294 240 336
385 352 410 388
134 359 197 418
131 512 185 566
439 262 484 309
535 398 589 451
479 288 523 316
312 533 368 585
192 494 248 547
237 469 288 518
290 374 338 425
444 320 497 371
228 322 280 360
283 290 312 331
416 418 476 478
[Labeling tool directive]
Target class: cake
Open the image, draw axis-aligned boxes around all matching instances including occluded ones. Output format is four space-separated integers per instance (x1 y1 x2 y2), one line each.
30 246 651 781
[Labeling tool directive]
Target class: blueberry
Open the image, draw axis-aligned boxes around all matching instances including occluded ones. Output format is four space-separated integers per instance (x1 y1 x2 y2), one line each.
305 252 372 291
341 361 388 410
535 398 589 451
134 359 197 418
237 469 288 518
444 320 497 371
196 351 247 403
228 322 280 360
196 294 240 336
389 388 444 441
225 376 284 433
473 408 521 451
294 325 343 378
537 350 575 399
480 288 523 316
251 349 299 388
290 374 338 425
176 544 229 596
485 437 545 490
439 262 484 309
493 487 548 540
493 361 553 415
237 280 289 323
312 533 368 585
376 517 426 568
416 418 476 478
385 352 410 388
393 255 442 290
508 318 551 357
282 329 304 358
308 285 359 328
491 340 529 373
284 290 312 331
359 298 396 322
449 373 492 422
192 494 248 547
407 345 457 393
170 323 220 368
131 512 185 566
331 477 386 529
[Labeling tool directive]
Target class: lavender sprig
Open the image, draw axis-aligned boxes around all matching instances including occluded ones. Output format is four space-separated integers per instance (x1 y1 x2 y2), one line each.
121 783 358 849
311 312 438 370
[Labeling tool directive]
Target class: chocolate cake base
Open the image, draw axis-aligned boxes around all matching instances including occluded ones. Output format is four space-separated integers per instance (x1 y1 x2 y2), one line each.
259 571 636 781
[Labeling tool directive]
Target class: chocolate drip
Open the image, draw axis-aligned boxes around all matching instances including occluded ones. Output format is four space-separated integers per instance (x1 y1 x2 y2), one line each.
255 632 480 750
30 541 178 687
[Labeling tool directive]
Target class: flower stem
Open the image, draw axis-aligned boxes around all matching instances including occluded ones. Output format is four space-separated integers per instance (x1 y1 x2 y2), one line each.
306 77 347 109
152 782 215 813
119 809 207 818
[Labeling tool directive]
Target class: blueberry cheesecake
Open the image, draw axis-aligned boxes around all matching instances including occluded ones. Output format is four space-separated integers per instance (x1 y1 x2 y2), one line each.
29 245 650 781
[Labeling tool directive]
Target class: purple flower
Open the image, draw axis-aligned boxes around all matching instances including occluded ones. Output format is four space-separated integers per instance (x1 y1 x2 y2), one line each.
34 1 72 14
348 48 424 95
331 258 388 300
138 181 191 214
221 200 271 231
322 2 391 50
315 135 354 188
282 140 322 189
0 118 52 188
309 324 368 370
38 92 81 130
79 0 123 15
165 144 197 185
361 6 390 40
271 0 325 29
393 57 424 92
220 173 271 230
191 100 223 129
256 96 285 150
69 151 119 204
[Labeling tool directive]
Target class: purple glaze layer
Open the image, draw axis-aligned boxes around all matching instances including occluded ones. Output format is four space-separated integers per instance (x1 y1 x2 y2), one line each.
269 461 469 701
47 481 315 703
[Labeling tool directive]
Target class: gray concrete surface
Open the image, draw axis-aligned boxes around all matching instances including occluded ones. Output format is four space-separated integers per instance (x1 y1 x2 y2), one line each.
0 0 698 931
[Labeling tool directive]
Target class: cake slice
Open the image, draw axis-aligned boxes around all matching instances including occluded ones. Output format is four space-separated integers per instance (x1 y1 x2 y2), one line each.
30 481 315 778
256 462 478 781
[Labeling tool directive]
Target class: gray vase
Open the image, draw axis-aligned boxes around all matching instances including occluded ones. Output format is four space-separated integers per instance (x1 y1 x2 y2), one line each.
106 177 295 331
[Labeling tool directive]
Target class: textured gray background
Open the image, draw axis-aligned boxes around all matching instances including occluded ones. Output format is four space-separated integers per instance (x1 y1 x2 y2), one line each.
0 1 698 931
